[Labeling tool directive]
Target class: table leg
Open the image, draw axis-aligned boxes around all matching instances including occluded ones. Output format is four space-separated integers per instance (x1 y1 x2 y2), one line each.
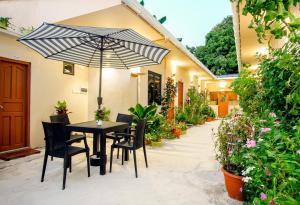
93 133 99 156
99 134 107 175
124 149 129 161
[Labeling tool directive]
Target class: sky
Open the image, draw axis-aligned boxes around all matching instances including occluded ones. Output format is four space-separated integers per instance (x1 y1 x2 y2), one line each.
144 0 233 47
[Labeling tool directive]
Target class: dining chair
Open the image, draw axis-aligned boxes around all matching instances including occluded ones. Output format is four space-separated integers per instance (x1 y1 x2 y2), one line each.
41 122 90 190
106 113 133 159
50 114 85 160
109 119 148 178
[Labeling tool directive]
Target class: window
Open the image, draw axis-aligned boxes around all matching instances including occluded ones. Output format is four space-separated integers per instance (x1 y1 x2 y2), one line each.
148 71 162 105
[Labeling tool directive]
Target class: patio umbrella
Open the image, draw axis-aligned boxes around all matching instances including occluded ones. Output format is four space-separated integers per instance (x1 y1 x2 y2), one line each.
18 23 169 108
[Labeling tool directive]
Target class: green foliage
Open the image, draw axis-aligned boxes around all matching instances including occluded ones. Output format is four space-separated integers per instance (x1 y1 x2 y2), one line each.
189 16 238 75
214 112 253 176
239 114 300 203
128 103 158 122
19 26 34 35
0 17 11 29
95 107 110 121
259 43 300 122
240 0 300 43
182 87 207 125
201 104 216 118
160 77 177 117
55 100 68 114
231 69 264 115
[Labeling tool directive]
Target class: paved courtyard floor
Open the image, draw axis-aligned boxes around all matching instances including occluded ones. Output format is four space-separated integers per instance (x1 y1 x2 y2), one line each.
0 120 241 205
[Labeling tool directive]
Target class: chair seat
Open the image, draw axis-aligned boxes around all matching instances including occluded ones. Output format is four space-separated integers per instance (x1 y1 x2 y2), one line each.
50 146 87 158
113 140 134 149
106 132 125 140
70 134 85 141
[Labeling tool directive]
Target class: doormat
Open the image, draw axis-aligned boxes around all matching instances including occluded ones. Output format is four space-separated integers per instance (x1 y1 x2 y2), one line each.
0 148 41 161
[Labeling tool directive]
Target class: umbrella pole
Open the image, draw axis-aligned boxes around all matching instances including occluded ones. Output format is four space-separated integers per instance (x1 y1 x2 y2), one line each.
97 37 104 109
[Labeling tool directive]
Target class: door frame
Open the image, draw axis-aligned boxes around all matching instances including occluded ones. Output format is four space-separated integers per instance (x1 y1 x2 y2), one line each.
0 56 31 150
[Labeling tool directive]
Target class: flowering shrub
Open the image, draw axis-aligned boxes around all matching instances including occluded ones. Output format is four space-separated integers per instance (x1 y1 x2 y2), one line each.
239 114 300 204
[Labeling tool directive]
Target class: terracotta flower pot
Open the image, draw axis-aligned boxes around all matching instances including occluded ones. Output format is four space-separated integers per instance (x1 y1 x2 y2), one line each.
206 117 215 122
221 166 245 201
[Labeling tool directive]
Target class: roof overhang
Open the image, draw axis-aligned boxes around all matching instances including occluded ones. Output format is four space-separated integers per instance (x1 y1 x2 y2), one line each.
58 0 217 79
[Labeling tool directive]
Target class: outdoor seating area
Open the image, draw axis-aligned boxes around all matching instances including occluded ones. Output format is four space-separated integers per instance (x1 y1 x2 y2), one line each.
0 120 241 205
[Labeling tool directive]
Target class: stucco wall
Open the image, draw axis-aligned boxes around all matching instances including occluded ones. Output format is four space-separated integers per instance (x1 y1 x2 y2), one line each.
0 0 121 29
87 68 138 121
0 32 89 148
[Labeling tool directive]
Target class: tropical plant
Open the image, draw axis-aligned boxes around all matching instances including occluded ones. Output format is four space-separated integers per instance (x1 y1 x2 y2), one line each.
183 87 207 125
175 107 188 123
55 100 69 114
188 16 238 75
0 17 11 29
95 107 110 121
160 77 177 117
237 0 300 43
231 69 264 115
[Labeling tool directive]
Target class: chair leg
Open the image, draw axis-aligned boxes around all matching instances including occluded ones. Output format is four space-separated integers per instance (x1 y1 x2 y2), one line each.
86 150 90 177
69 157 72 173
122 148 125 165
62 156 68 190
143 144 148 168
133 150 138 178
117 139 120 159
51 156 53 161
41 153 48 182
110 146 114 173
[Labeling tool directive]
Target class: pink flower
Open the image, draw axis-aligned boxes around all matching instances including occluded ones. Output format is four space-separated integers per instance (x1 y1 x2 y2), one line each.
260 192 267 200
297 150 300 155
246 139 256 148
269 112 276 118
239 187 243 192
265 170 272 176
269 200 276 205
261 128 271 132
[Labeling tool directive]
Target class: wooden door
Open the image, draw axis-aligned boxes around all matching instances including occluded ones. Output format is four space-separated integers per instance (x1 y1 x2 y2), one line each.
178 81 183 109
0 58 30 152
217 92 229 118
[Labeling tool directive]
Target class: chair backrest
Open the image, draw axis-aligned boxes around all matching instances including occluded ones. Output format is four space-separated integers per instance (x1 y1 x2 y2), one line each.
133 119 146 149
116 113 133 133
42 122 68 153
49 114 70 125
116 113 133 125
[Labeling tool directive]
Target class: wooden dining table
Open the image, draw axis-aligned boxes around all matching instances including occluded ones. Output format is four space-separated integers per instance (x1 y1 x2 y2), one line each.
65 120 129 175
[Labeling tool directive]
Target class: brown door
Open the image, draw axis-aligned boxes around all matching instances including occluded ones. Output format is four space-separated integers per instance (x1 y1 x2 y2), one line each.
0 58 30 152
178 81 183 109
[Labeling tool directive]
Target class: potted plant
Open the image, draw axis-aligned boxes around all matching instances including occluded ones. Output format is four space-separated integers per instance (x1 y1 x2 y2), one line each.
54 100 69 115
207 106 216 122
95 107 110 126
214 112 253 201
0 17 11 30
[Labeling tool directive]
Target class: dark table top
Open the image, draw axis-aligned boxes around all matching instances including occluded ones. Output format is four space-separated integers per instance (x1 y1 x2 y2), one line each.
66 120 129 134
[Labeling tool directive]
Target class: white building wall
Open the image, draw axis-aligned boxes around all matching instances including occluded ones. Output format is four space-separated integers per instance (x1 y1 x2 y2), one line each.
0 31 89 148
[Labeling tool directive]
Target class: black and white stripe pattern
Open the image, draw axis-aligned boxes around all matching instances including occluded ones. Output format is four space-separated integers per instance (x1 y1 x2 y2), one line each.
18 23 170 69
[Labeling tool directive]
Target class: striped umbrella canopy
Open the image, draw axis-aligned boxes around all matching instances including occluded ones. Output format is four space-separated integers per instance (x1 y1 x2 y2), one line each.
18 23 169 108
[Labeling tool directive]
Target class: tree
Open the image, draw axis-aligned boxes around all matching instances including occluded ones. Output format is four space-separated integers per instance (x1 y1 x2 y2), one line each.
189 16 238 75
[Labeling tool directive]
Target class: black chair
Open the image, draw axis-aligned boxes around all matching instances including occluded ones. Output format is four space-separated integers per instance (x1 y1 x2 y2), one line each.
41 122 90 190
106 113 133 158
109 119 148 178
50 114 85 160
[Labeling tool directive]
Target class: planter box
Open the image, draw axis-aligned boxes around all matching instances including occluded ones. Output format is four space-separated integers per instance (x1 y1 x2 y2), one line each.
221 166 245 201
